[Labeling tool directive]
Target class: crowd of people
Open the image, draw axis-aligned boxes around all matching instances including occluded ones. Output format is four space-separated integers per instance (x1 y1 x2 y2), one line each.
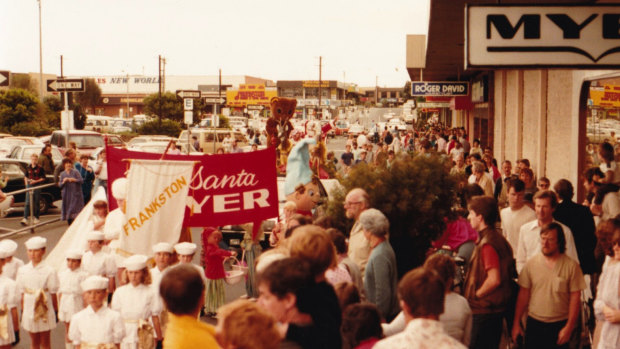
2 122 620 349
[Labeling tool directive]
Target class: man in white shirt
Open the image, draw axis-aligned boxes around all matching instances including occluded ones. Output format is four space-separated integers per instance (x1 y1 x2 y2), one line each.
516 190 579 274
500 179 536 252
374 267 466 349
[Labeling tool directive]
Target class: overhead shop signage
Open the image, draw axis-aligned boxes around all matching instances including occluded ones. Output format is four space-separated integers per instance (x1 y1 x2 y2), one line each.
226 84 277 107
411 82 469 96
590 85 620 108
466 4 620 68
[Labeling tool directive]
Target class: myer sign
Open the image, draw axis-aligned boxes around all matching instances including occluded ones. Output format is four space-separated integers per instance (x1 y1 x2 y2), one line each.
411 82 469 96
466 5 620 68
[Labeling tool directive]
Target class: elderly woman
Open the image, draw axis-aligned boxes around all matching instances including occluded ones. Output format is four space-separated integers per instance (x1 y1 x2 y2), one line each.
473 161 494 197
360 208 399 321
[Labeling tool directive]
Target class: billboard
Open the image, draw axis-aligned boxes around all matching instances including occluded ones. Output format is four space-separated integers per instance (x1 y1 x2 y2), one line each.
226 84 277 107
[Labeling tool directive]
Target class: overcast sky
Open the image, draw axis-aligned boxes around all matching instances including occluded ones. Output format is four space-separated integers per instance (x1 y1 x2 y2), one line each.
1 0 429 87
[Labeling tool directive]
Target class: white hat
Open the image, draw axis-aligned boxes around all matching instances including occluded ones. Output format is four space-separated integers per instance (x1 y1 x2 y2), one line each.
124 254 148 271
111 177 128 200
81 275 109 291
152 242 174 254
86 231 105 241
24 237 46 250
174 242 197 256
65 249 83 260
0 245 11 259
0 240 17 256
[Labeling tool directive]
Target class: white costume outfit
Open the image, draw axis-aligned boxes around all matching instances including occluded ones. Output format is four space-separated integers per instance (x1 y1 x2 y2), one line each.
16 262 59 332
375 318 466 349
149 266 167 317
2 257 24 281
104 208 128 267
516 220 579 274
0 276 18 345
82 250 116 278
69 305 125 347
57 268 89 322
111 283 160 349
500 205 536 252
594 257 620 349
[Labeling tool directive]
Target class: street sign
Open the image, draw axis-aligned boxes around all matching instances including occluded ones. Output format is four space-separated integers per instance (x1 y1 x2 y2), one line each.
204 97 226 104
184 98 194 111
410 82 469 96
47 78 85 92
184 111 193 125
176 90 201 99
0 71 9 87
247 105 264 111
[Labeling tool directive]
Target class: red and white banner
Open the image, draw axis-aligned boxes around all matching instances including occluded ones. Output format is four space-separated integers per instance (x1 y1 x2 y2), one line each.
106 146 279 228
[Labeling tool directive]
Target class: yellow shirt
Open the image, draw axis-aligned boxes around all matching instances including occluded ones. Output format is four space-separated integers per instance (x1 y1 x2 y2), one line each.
163 313 220 349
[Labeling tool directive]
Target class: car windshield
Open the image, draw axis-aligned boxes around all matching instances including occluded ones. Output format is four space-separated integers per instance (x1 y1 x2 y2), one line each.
0 163 23 177
72 135 105 148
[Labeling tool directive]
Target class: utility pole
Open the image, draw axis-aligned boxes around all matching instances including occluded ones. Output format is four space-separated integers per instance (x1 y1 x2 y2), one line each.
318 56 322 120
38 0 43 99
158 55 162 127
162 57 167 92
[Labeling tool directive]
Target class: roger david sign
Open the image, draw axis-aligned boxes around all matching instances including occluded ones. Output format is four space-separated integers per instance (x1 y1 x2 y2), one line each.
466 5 620 68
411 82 469 97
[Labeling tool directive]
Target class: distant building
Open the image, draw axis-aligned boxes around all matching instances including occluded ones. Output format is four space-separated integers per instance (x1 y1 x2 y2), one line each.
276 80 359 118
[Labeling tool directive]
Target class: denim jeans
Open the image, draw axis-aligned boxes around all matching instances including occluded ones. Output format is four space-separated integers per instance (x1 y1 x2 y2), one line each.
23 187 40 219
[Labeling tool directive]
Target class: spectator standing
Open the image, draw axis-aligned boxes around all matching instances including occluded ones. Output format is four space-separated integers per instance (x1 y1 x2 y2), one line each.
215 300 281 349
21 153 46 225
500 179 536 252
463 196 515 349
360 208 399 321
512 223 586 349
374 267 466 349
74 154 95 205
54 149 77 184
93 149 108 196
593 225 620 349
37 144 54 175
59 158 84 226
344 188 372 274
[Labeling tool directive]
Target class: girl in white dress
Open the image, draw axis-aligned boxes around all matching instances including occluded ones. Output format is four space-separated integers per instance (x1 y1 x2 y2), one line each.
0 244 19 349
16 237 59 349
111 255 162 349
57 249 88 348
0 240 24 280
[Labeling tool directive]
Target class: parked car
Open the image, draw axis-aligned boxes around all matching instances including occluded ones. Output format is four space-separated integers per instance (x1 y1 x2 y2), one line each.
102 134 126 148
348 123 365 137
7 145 63 163
0 159 61 215
128 141 202 155
127 135 174 147
49 130 105 157
334 120 349 136
178 129 248 154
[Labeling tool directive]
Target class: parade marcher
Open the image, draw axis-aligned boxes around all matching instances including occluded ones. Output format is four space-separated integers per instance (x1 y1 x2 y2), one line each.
0 244 19 349
68 275 125 348
89 200 108 232
174 242 207 282
21 153 46 225
150 242 173 348
16 237 59 349
374 267 466 349
159 264 219 348
59 158 84 226
284 138 321 218
57 249 88 349
111 254 162 349
512 222 586 349
75 154 95 205
200 227 236 316
463 196 515 349
0 240 23 281
360 208 399 322
104 178 129 284
81 231 116 294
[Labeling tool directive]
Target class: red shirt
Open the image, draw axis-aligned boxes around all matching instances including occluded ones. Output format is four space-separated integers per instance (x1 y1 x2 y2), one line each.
481 244 500 271
203 244 233 279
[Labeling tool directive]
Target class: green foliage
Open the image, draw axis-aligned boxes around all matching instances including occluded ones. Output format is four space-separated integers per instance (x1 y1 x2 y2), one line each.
138 119 182 137
0 88 39 131
9 74 37 95
143 92 183 122
325 154 459 275
74 78 102 110
403 81 412 99
10 121 53 136
42 96 62 129
218 114 230 129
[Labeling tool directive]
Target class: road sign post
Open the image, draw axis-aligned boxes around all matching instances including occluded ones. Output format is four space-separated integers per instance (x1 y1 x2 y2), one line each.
46 78 85 92
0 71 9 87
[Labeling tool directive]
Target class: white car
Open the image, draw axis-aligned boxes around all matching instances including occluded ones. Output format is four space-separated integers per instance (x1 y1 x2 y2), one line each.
127 135 175 147
7 145 62 163
348 124 365 137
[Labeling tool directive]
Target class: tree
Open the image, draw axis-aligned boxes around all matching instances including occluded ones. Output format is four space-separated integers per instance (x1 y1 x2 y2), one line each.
74 78 102 112
325 154 458 277
42 96 62 129
403 81 412 100
0 88 39 131
138 119 182 137
143 92 183 122
9 74 37 95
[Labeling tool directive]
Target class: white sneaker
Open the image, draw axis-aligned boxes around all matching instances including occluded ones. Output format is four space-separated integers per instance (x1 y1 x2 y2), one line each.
33 218 40 224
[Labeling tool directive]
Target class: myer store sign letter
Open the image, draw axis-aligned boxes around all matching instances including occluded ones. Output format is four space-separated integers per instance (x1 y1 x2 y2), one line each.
466 5 620 68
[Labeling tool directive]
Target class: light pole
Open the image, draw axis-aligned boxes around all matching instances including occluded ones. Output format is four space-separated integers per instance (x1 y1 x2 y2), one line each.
126 72 130 118
37 0 43 99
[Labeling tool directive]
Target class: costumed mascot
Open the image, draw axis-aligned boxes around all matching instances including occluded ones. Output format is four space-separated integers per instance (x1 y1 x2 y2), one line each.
265 97 296 173
284 138 321 218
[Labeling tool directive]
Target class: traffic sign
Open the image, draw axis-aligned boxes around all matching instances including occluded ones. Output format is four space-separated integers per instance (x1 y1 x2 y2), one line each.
47 78 85 92
204 97 226 104
176 90 201 99
184 98 194 111
0 71 9 87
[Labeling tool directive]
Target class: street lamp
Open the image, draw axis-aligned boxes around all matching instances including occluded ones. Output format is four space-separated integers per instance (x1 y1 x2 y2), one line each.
121 70 130 118
37 0 43 99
